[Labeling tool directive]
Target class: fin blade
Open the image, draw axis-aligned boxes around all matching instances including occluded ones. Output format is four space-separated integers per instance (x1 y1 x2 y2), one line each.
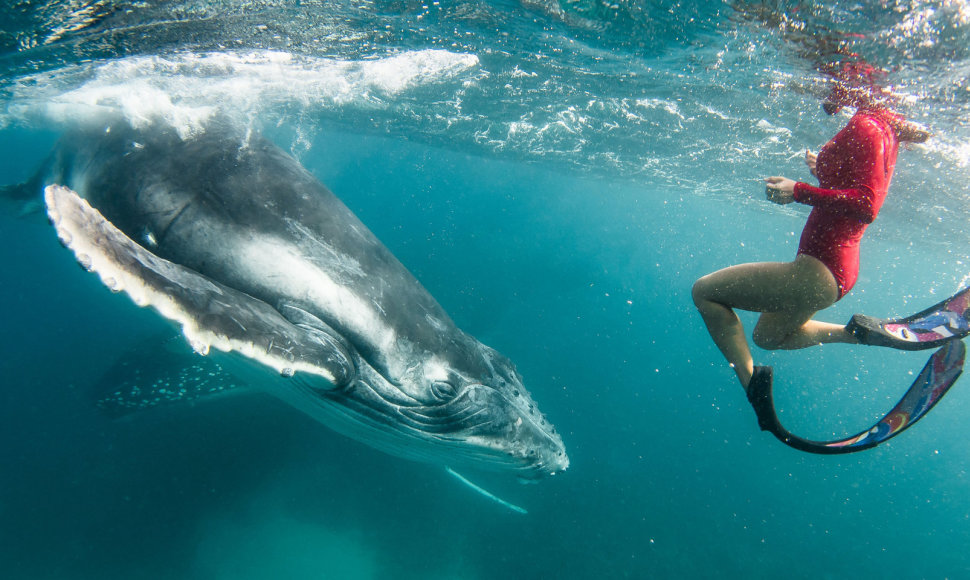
748 342 965 454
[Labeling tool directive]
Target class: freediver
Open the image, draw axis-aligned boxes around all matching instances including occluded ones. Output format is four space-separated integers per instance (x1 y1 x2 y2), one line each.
691 73 930 395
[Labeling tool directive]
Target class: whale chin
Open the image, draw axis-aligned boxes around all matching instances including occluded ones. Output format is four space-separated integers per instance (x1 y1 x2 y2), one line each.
279 368 567 479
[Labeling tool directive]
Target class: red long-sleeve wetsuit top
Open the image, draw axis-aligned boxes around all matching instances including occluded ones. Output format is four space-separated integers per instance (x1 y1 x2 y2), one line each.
793 110 900 299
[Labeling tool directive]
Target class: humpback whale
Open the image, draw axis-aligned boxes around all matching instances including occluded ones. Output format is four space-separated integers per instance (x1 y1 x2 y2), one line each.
34 120 568 480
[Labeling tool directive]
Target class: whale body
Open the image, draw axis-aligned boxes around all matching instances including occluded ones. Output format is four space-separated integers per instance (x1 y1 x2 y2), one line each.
38 120 568 480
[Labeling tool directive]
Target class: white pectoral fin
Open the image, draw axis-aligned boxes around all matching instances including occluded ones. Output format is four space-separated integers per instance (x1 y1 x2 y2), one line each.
445 467 528 514
44 184 355 387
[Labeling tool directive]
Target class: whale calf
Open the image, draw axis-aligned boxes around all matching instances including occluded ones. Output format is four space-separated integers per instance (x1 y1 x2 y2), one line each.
34 120 568 480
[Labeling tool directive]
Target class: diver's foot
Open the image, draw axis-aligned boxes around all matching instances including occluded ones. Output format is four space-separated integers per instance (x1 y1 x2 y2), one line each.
845 314 895 346
745 365 772 394
745 365 774 432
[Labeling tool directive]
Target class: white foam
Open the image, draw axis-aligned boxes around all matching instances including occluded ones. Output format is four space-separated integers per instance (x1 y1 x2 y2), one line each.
635 97 684 119
6 49 481 138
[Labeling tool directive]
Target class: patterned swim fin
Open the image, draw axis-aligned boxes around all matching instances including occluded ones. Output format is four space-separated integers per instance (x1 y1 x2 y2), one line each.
746 341 965 454
847 286 970 350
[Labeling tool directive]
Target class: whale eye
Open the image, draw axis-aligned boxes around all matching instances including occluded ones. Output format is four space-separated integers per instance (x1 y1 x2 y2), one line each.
431 380 458 401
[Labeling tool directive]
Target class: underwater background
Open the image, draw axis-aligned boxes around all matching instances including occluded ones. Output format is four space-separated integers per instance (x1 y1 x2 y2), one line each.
2 1 970 578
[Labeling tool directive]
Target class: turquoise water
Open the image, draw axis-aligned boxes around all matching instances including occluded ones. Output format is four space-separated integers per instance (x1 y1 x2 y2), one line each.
2 2 970 578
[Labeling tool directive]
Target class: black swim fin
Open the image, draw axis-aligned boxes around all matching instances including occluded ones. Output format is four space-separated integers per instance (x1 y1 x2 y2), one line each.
744 342 966 454
847 286 970 351
845 314 912 348
745 366 774 432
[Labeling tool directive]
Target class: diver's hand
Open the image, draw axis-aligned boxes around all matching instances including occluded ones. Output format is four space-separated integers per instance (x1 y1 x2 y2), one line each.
764 176 796 205
805 149 817 176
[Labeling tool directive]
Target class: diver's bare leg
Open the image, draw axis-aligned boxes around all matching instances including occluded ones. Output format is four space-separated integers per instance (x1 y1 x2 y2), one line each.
692 255 839 389
754 316 858 350
693 296 755 386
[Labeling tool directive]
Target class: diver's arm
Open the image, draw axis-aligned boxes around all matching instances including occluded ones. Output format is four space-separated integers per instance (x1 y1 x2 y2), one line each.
764 176 795 205
790 117 888 223
791 182 878 223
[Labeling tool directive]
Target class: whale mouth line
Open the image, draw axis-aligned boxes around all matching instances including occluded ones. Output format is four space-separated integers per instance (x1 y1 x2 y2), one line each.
341 374 567 465
308 378 564 475
300 384 551 473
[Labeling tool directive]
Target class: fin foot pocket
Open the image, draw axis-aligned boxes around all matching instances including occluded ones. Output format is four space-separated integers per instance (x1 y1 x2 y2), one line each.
846 314 897 348
745 366 774 433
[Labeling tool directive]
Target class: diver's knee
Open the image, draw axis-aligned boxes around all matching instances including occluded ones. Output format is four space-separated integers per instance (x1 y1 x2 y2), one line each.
752 327 784 350
691 277 711 308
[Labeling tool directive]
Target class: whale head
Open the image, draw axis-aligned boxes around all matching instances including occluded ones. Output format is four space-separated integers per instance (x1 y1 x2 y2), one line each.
284 340 569 480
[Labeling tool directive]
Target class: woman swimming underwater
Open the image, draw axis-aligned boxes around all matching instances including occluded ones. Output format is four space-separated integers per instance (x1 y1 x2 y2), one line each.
692 81 930 394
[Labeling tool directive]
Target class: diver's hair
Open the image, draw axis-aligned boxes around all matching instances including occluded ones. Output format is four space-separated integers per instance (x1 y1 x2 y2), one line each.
865 107 931 144
820 63 930 144
894 120 930 144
